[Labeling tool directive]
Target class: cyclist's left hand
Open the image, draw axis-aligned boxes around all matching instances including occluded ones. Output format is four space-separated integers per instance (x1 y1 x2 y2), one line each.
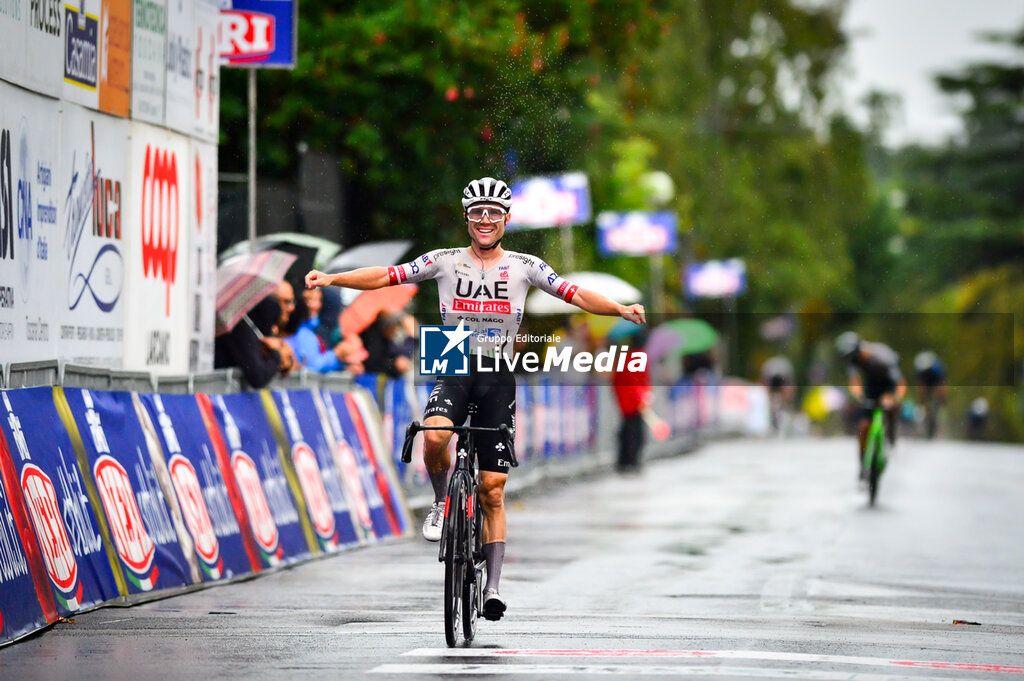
880 394 896 410
620 303 646 325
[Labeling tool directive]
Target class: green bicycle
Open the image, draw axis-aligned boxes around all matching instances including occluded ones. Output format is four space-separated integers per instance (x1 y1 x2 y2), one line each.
861 399 888 506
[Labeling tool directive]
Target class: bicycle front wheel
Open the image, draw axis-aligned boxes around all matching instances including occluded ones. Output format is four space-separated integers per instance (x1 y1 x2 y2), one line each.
443 479 467 647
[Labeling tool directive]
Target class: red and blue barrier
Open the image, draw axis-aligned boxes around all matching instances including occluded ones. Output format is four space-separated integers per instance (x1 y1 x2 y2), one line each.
0 384 408 646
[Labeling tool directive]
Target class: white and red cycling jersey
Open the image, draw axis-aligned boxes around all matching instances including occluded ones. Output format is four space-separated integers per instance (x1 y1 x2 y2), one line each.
388 248 577 358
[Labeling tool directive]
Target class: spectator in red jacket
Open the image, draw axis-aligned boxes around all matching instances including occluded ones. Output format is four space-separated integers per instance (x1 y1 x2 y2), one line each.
610 333 652 473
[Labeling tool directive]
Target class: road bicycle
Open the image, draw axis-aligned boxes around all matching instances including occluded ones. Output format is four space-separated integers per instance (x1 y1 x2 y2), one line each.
861 399 888 507
401 418 516 647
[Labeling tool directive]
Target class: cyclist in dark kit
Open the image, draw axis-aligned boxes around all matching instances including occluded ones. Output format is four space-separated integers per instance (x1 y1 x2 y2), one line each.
306 177 645 620
835 332 907 479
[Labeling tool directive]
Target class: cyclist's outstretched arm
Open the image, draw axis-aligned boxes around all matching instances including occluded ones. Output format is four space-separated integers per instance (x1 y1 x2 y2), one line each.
570 287 646 324
305 266 391 290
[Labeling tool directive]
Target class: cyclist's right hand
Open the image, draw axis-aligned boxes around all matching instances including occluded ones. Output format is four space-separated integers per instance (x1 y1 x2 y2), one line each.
305 269 333 289
619 303 646 325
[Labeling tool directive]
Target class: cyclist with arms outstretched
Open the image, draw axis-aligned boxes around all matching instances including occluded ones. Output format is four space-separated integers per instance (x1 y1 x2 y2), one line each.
306 177 645 620
835 332 907 481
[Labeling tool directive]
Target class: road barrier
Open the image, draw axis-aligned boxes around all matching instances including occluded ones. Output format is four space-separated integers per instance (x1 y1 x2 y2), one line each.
0 362 736 646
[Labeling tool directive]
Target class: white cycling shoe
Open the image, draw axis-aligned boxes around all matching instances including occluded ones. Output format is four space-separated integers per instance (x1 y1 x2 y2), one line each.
483 588 507 621
421 501 443 542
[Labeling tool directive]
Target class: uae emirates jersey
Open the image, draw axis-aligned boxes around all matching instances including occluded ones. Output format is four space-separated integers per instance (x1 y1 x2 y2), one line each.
387 248 578 357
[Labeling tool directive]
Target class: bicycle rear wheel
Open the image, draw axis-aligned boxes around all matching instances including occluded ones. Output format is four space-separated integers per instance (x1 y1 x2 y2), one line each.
444 479 467 647
867 433 883 507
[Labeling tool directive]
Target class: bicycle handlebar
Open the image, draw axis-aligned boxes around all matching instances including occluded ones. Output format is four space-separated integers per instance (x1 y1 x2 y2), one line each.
400 421 517 468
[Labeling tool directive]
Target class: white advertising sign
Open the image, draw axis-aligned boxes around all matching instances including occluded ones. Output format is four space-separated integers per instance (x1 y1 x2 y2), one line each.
0 1 28 89
1 0 63 97
163 0 194 135
0 82 61 363
57 102 128 367
132 0 166 125
123 121 191 375
62 1 100 110
189 140 217 372
192 0 220 143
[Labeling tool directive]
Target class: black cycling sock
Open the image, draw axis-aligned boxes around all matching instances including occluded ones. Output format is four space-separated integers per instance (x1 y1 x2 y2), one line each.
429 471 448 504
483 541 505 592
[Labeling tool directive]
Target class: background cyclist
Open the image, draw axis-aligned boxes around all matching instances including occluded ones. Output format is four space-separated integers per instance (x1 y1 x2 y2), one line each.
759 355 796 434
305 177 645 621
835 332 907 480
914 350 947 438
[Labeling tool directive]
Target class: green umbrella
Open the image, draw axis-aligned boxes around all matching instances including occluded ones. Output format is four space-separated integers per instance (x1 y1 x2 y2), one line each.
665 318 719 357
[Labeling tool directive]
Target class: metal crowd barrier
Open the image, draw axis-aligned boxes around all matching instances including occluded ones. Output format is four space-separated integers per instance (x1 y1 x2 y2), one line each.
3 361 357 395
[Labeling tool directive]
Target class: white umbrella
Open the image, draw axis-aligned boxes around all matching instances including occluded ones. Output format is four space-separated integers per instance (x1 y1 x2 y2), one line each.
525 271 642 314
218 232 342 269
325 240 413 305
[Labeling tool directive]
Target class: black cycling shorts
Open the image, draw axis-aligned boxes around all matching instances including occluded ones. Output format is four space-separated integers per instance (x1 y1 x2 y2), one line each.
423 357 516 473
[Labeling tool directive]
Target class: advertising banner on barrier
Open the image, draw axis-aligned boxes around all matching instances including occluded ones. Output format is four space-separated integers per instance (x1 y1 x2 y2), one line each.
57 102 127 367
317 389 383 541
0 0 28 91
0 388 119 615
0 83 61 363
61 388 192 594
139 394 258 581
333 391 407 537
132 0 167 125
0 397 57 644
188 140 217 372
269 390 360 550
211 392 313 566
123 121 191 374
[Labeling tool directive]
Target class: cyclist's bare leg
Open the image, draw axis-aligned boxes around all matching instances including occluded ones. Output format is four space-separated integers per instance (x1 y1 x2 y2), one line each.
856 417 870 476
479 471 508 596
423 415 455 503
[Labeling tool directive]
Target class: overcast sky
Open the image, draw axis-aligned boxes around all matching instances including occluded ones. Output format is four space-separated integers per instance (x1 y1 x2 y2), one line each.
840 0 1024 147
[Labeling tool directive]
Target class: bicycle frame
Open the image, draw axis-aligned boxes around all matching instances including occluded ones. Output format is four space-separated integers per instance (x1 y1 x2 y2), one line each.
862 402 888 506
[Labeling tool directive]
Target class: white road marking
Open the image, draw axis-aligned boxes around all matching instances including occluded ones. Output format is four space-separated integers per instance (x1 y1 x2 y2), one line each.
371 663 1005 679
401 648 1024 674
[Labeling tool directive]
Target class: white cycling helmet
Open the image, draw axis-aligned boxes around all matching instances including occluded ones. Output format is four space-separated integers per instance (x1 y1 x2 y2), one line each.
462 177 513 210
835 331 861 360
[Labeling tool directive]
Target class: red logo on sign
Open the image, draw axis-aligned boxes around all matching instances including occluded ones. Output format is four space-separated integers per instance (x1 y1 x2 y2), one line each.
231 451 279 559
292 443 335 541
93 455 156 577
219 10 276 63
195 154 202 231
141 145 180 317
335 441 373 535
169 455 220 566
21 464 79 596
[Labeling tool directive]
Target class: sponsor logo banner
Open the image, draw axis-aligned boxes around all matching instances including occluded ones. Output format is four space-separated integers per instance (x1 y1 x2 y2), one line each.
0 83 61 363
58 102 126 368
123 121 190 374
164 0 218 138
0 388 118 616
192 0 220 142
131 0 167 125
61 389 191 594
139 394 255 582
62 3 99 109
332 391 406 537
0 397 54 644
219 0 296 68
270 390 361 550
97 0 132 117
210 393 312 567
188 141 217 372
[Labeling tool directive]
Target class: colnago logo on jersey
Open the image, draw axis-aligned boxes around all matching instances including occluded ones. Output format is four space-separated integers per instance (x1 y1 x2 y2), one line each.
93 455 158 590
168 454 221 579
292 443 336 547
20 463 83 609
231 450 281 565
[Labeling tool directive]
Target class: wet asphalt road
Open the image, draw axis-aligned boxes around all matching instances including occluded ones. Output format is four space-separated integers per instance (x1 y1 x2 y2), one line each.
2 436 1023 680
